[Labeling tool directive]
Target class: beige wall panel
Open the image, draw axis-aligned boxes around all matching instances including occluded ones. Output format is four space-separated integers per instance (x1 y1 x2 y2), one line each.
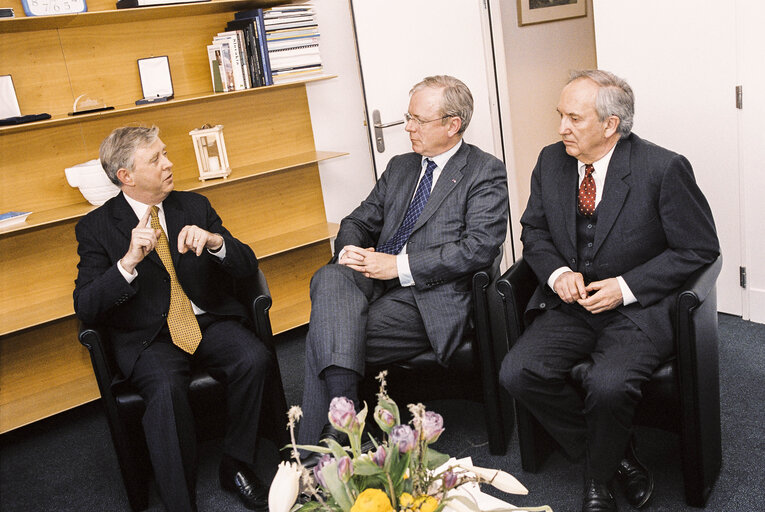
0 222 79 334
259 242 331 334
0 29 73 115
202 164 327 243
0 125 92 213
0 317 98 433
498 0 596 213
59 13 232 106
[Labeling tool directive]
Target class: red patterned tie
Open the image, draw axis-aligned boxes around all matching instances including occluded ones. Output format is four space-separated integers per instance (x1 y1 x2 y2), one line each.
578 164 596 217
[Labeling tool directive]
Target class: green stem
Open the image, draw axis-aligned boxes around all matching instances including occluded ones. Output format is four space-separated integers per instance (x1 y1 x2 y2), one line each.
386 472 397 509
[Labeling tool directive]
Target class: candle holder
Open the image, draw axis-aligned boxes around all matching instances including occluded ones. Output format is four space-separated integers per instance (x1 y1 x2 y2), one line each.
189 124 231 181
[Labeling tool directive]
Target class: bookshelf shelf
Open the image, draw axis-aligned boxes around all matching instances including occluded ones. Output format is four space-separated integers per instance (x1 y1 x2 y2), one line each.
0 0 296 33
0 151 345 236
0 75 337 136
0 0 336 433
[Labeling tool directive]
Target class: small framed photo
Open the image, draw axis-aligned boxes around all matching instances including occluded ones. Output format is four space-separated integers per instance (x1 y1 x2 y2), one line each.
137 56 174 104
0 75 22 119
517 0 587 26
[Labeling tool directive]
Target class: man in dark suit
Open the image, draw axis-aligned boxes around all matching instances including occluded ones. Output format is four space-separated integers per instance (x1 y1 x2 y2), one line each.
300 76 508 452
499 70 720 512
73 126 272 512
297 75 509 452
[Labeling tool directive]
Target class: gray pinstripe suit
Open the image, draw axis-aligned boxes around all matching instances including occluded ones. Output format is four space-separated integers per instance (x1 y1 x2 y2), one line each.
298 141 508 444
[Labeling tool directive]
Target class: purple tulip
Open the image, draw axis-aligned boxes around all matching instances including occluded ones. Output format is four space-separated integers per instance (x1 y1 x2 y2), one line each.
313 454 332 488
442 470 459 490
422 411 444 443
329 397 358 431
371 445 387 467
337 455 353 482
390 424 416 453
374 406 396 430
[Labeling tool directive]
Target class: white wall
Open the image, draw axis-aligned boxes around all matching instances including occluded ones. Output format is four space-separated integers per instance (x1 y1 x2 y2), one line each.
307 0 376 225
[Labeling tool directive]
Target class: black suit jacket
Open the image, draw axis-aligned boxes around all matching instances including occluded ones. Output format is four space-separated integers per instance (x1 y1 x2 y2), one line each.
334 142 509 363
73 191 258 377
520 133 719 350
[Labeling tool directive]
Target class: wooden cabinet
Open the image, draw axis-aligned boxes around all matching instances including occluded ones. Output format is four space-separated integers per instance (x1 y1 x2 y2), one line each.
0 0 341 433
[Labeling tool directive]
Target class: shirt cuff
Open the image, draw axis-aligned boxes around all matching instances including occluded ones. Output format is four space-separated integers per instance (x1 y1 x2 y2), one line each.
547 266 573 291
207 239 226 259
117 259 138 283
617 276 637 306
397 253 414 287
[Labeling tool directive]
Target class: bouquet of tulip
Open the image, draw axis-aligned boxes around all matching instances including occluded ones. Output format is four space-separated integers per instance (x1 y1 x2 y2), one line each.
269 371 552 512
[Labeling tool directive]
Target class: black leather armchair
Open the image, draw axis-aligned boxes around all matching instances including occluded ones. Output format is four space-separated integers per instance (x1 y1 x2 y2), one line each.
362 265 515 455
492 256 722 507
78 269 289 512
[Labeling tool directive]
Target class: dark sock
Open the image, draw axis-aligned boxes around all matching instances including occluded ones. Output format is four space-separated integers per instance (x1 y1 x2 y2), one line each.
322 365 360 408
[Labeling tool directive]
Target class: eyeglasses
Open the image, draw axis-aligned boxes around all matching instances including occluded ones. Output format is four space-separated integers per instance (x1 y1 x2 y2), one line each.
404 112 451 126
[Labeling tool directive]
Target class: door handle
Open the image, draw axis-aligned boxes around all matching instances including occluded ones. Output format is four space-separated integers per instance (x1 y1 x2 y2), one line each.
372 109 404 153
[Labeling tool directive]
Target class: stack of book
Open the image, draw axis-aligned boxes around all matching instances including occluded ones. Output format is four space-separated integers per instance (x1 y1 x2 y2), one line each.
206 4 322 92
264 4 323 84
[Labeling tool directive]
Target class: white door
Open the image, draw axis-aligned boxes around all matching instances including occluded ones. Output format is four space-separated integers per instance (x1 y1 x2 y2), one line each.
737 0 765 322
351 0 504 179
593 0 744 316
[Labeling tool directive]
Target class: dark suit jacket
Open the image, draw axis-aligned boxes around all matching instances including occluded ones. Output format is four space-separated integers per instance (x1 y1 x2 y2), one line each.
521 133 720 350
73 191 259 378
335 141 509 363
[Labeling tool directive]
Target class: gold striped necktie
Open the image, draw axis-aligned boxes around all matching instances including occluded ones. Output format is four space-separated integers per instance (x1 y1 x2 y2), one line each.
150 206 202 354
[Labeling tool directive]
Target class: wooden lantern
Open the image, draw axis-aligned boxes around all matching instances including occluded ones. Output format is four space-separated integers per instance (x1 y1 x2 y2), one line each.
189 124 231 180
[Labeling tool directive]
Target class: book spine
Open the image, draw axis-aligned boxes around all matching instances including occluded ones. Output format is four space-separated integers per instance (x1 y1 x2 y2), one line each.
215 34 246 91
206 44 223 92
235 30 251 89
254 9 273 86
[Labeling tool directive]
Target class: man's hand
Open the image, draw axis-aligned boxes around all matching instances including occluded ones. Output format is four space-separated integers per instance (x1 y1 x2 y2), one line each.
553 271 588 303
578 278 623 314
120 207 159 274
178 225 224 256
339 245 398 280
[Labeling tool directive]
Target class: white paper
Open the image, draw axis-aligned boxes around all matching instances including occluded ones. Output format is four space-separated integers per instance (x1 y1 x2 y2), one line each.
137 57 173 99
0 75 21 118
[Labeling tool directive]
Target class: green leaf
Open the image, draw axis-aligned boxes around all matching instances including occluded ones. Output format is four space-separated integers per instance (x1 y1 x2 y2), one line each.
353 458 385 476
289 443 334 454
424 448 449 469
323 438 351 461
318 460 354 512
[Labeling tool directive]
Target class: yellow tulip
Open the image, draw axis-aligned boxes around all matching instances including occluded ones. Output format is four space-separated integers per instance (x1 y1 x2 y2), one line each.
413 495 439 512
399 492 414 508
350 488 394 512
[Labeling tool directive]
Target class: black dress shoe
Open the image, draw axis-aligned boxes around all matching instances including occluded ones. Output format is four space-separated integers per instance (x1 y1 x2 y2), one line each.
219 456 268 511
582 478 617 512
615 439 653 508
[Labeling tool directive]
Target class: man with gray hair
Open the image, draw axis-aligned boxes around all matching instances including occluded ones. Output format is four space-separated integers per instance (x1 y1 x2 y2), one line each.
500 70 719 511
297 75 508 460
74 126 273 511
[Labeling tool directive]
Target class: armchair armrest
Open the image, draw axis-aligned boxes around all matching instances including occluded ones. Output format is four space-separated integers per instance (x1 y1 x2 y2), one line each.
78 324 118 402
236 268 273 346
494 258 537 348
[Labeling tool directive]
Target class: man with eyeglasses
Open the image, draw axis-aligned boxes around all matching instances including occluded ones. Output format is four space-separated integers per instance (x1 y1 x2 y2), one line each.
296 75 509 461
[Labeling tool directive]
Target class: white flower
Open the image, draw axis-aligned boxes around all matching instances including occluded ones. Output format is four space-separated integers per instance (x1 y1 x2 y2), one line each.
463 464 529 495
268 461 301 512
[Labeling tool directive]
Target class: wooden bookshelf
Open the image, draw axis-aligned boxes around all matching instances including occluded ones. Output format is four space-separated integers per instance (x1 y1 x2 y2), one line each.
0 0 339 433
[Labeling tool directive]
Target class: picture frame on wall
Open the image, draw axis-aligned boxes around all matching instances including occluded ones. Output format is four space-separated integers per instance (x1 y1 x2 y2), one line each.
517 0 587 26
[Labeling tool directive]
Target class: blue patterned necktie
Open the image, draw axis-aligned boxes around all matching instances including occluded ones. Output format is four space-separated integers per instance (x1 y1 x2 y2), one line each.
377 158 437 255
